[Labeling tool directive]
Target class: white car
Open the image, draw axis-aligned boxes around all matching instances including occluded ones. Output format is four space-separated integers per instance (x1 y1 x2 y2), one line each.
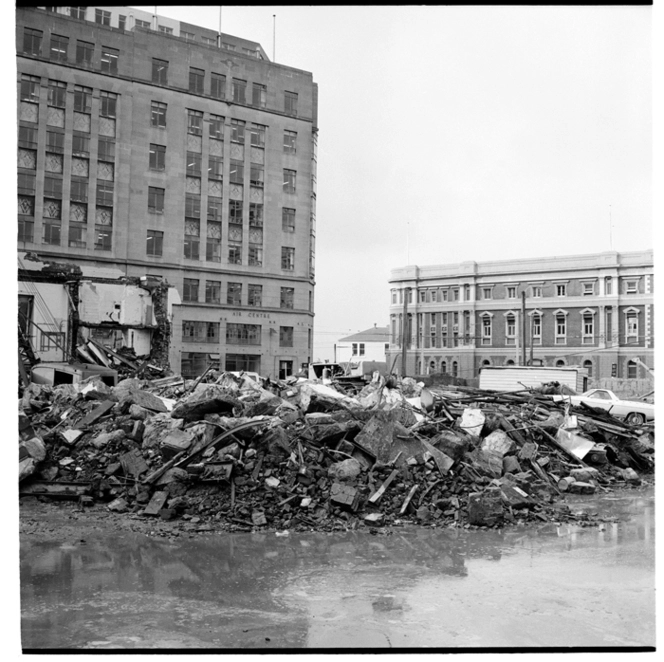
553 388 654 425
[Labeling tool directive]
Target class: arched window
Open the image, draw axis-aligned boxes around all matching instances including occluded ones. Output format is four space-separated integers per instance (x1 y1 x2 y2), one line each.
556 359 565 367
583 359 593 378
627 360 637 379
506 359 515 366
441 361 447 374
452 361 458 377
429 360 436 373
482 359 491 367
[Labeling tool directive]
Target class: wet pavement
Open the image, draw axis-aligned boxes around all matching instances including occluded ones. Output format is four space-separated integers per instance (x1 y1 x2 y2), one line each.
20 488 655 650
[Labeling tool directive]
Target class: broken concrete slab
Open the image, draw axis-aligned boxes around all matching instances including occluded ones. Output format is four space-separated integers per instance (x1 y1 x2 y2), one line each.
467 487 503 526
143 490 169 515
328 458 362 481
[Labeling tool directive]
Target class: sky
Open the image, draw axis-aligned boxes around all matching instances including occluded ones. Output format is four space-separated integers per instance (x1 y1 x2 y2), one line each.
131 4 653 362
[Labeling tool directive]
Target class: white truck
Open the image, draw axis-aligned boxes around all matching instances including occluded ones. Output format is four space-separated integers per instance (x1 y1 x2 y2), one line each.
479 365 589 394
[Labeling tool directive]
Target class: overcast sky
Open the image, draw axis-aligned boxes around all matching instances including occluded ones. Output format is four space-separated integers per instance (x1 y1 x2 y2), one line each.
138 4 653 361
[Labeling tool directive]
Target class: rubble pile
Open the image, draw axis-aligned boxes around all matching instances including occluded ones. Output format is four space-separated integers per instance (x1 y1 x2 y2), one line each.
18 372 654 532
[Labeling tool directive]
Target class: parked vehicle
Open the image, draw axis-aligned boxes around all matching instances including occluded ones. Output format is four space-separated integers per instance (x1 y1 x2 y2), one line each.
31 361 118 387
345 360 387 380
479 365 589 394
553 388 655 425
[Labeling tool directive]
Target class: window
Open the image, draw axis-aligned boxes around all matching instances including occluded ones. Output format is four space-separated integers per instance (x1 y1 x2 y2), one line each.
281 130 297 155
232 78 246 104
19 127 38 149
626 360 638 379
50 34 68 62
186 152 202 176
101 47 119 74
183 278 199 302
284 91 298 116
95 8 111 26
40 331 65 352
453 289 459 301
152 58 168 84
210 72 226 99
68 222 86 248
248 284 262 307
96 181 114 206
205 280 221 304
625 311 638 341
151 102 167 127
582 312 594 344
207 197 222 222
249 203 263 227
187 109 203 135
248 246 262 267
149 144 166 170
70 135 88 157
146 230 163 256
189 67 204 94
605 277 613 295
249 123 266 148
44 176 63 198
98 137 115 160
252 83 266 108
181 31 195 42
185 194 201 219
555 313 567 344
505 314 516 345
20 75 40 103
556 283 567 297
226 324 261 346
48 80 66 107
507 286 517 299
158 25 173 35
135 19 151 29
625 279 638 294
419 290 426 303
100 91 117 118
532 286 542 298
74 85 92 113
70 7 87 20
482 287 492 300
481 316 492 345
203 156 222 182
206 221 221 262
279 326 293 347
583 282 595 296
209 114 224 139
230 119 245 143
148 187 164 213
118 15 126 30
228 201 243 226
230 161 244 184
583 360 593 378
283 169 296 193
228 244 242 264
250 165 264 187
46 131 64 153
71 180 88 201
94 225 112 251
23 28 43 56
227 282 242 306
280 287 294 309
532 313 542 344
202 36 216 46
281 247 295 270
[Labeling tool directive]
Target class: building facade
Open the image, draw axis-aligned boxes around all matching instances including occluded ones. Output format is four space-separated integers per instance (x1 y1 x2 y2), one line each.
17 6 318 379
335 325 389 364
388 250 654 381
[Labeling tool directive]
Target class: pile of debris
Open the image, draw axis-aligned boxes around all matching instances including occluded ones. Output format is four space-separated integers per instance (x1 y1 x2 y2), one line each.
18 372 654 532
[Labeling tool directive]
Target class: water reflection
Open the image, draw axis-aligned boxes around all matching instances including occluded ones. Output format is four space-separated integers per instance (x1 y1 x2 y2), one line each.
21 489 655 649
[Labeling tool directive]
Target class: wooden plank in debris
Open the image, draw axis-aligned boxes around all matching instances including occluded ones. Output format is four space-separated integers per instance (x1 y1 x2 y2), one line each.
20 481 90 498
88 338 141 370
87 341 112 368
399 484 419 515
143 490 169 515
76 344 97 364
420 440 454 475
368 469 399 504
76 400 116 429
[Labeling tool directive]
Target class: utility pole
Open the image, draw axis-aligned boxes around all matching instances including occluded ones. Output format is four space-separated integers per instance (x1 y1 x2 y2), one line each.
521 290 527 366
401 287 410 377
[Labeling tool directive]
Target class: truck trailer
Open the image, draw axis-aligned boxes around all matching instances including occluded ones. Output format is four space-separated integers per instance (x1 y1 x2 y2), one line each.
478 365 589 393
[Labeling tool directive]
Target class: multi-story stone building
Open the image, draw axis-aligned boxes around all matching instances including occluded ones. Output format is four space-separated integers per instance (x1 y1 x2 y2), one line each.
17 6 318 379
388 250 654 381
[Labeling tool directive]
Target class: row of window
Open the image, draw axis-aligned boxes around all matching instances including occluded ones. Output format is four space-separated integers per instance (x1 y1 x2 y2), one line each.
392 309 642 348
394 277 644 305
181 321 294 347
181 279 297 309
23 25 298 115
44 7 263 58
